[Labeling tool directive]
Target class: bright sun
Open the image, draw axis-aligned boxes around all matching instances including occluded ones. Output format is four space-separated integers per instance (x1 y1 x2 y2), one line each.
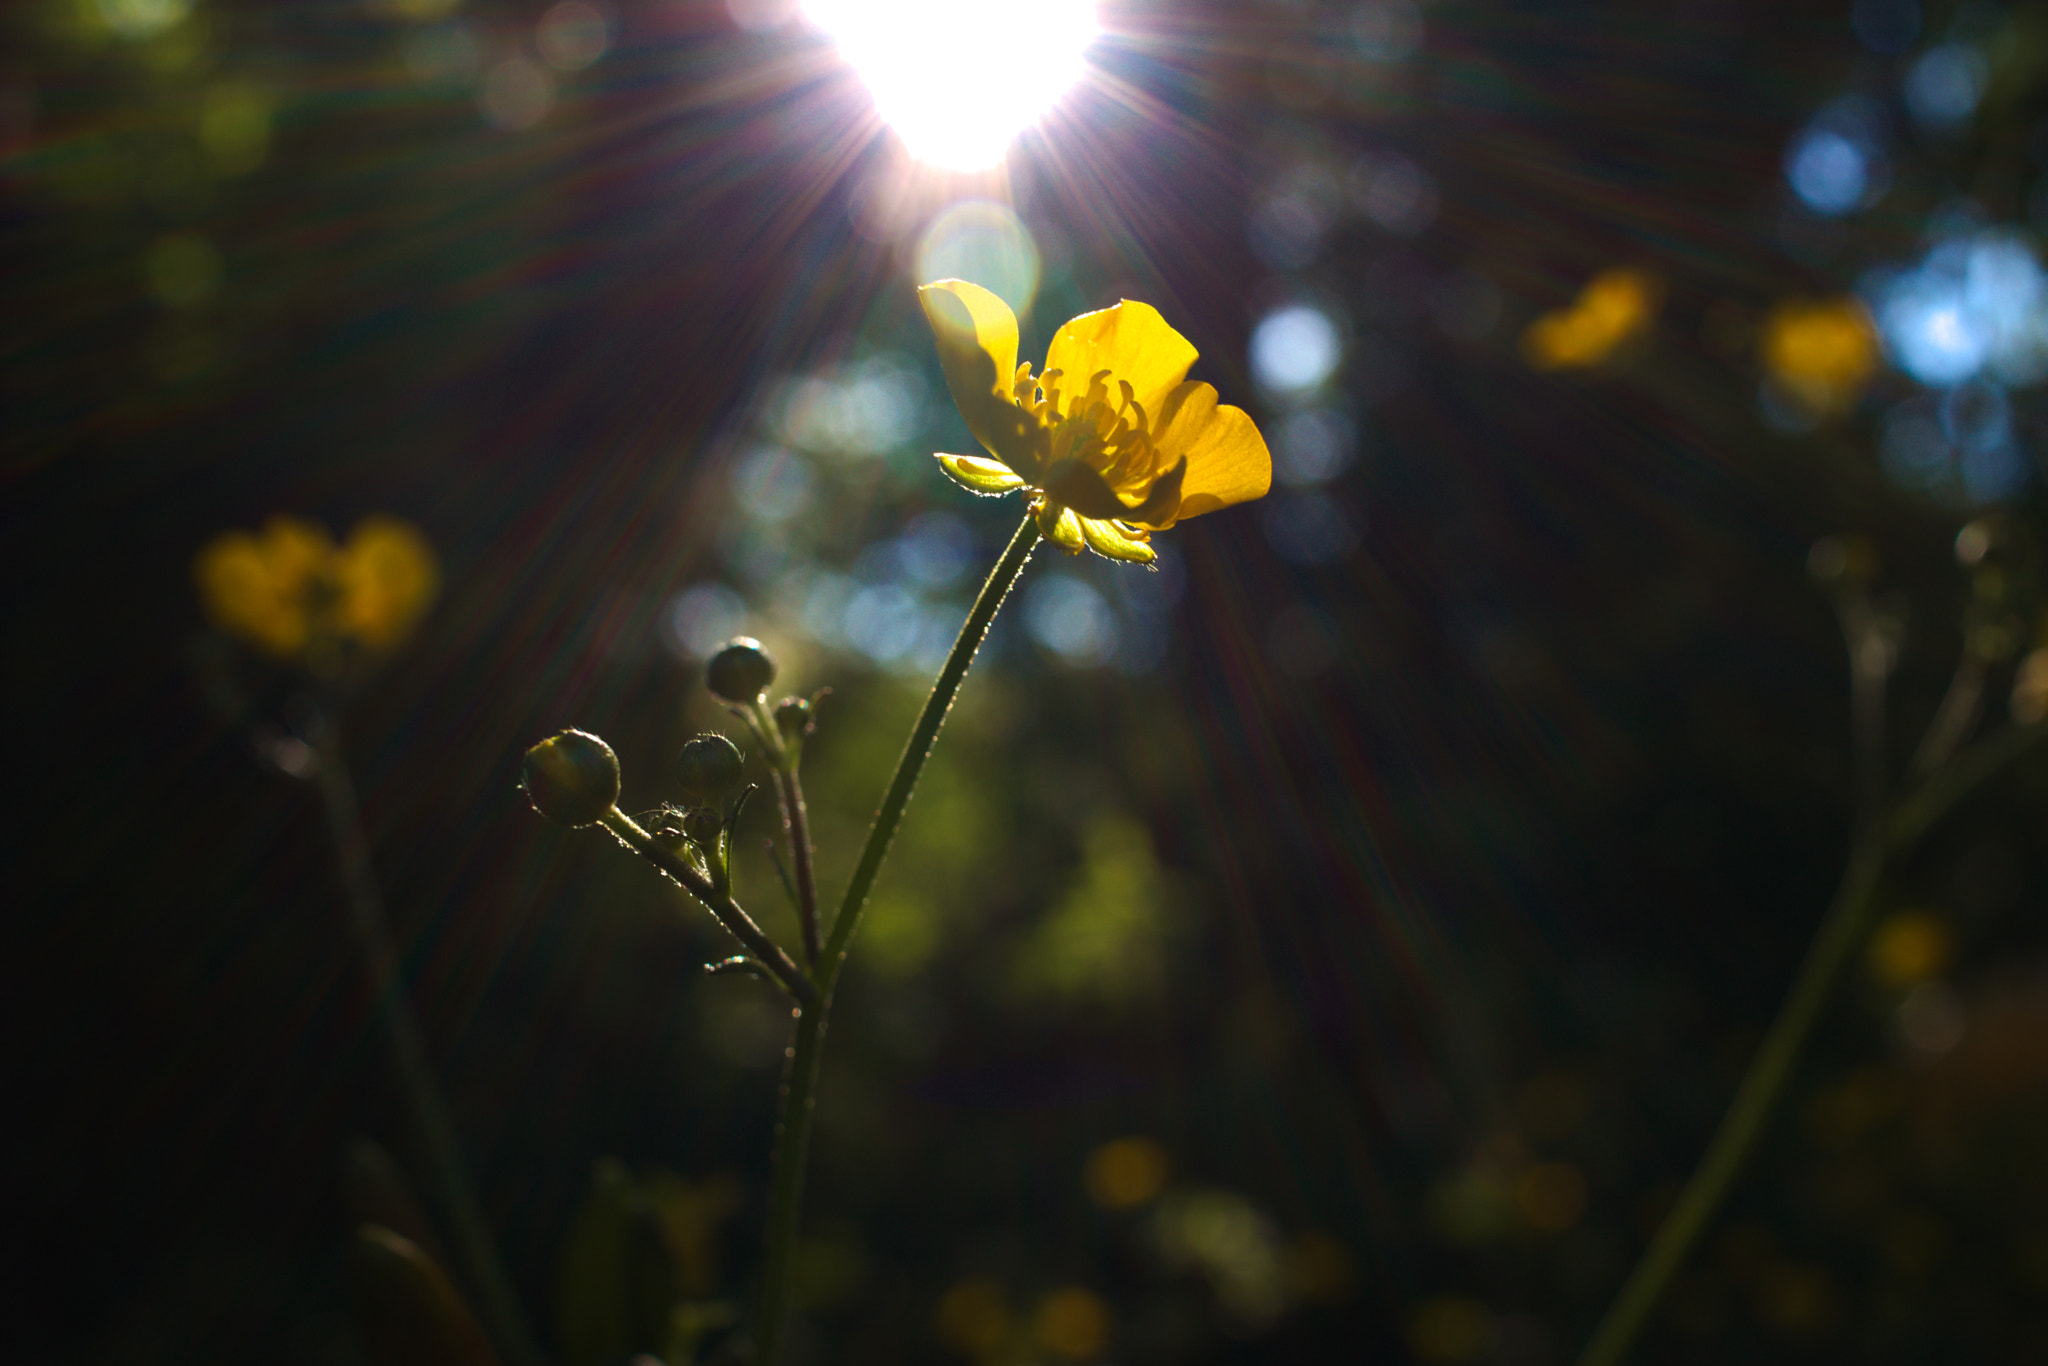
803 0 1100 171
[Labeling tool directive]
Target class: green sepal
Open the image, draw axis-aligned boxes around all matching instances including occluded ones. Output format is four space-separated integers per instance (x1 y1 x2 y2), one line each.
1038 502 1085 553
1080 517 1158 565
935 453 1027 496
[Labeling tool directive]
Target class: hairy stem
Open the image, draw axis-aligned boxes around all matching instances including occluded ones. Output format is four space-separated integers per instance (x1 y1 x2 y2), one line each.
774 765 822 966
1575 724 2043 1366
752 511 1040 1365
601 808 815 1004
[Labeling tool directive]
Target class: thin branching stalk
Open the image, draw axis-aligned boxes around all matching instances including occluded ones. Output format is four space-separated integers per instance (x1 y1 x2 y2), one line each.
313 727 546 1366
1574 723 2043 1366
751 511 1041 1366
601 808 814 1003
773 765 822 965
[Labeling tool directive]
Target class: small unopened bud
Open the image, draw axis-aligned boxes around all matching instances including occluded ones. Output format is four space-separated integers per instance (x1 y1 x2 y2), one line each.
706 638 776 705
773 696 814 749
675 732 746 808
682 806 726 850
522 730 620 827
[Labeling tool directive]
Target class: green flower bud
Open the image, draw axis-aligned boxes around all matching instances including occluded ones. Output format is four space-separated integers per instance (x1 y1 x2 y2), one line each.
682 806 727 850
773 696 814 750
522 730 620 827
706 637 776 704
675 732 746 808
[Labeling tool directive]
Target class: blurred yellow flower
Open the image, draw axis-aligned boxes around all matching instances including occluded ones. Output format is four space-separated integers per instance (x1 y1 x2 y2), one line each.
195 515 438 668
1522 268 1658 370
1761 296 1880 416
919 279 1271 564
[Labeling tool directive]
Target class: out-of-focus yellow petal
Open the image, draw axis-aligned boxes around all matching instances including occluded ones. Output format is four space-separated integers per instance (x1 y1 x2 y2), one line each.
1038 502 1084 553
935 453 1028 496
1045 300 1198 420
1161 404 1269 524
920 280 1036 470
1761 297 1878 417
1521 269 1657 370
338 517 438 649
196 530 311 658
1078 516 1156 565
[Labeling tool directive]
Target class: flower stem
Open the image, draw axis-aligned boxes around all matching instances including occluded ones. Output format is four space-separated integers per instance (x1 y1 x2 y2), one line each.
752 511 1040 1366
1574 723 2043 1366
312 726 545 1366
774 765 822 965
601 807 815 1004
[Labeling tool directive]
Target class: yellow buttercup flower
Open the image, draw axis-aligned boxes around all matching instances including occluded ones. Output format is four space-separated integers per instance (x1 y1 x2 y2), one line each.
919 279 1271 564
195 514 438 669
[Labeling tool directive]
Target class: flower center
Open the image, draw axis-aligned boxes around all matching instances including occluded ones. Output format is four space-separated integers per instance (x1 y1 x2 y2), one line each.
1011 364 1164 498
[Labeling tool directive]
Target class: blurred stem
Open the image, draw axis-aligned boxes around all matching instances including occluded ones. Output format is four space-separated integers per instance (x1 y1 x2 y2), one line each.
1909 651 1986 780
773 764 821 966
1842 593 1891 839
312 727 545 1366
752 511 1040 1366
600 808 814 1004
1574 723 2043 1366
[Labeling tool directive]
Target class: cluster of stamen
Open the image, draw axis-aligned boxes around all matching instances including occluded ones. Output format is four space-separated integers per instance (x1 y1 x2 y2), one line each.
1008 362 1166 511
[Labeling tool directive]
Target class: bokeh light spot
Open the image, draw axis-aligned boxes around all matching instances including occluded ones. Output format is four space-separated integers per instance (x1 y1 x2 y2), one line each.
1894 980 1965 1059
1514 1162 1586 1232
732 446 815 523
1083 1136 1170 1210
1409 1295 1497 1364
96 0 192 40
145 233 221 307
402 21 482 86
1250 303 1343 396
803 0 1099 169
199 84 271 174
1867 910 1951 988
897 512 971 588
479 56 555 130
1024 573 1115 667
914 200 1041 318
1904 43 1986 132
537 1 611 72
1349 150 1438 235
934 1279 1009 1356
1351 0 1423 62
1786 127 1876 215
1871 232 2048 387
1273 408 1355 486
1034 1287 1109 1360
661 583 748 660
1262 491 1359 565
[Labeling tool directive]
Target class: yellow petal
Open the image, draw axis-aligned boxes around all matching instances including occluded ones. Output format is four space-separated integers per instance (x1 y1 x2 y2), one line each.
1160 403 1269 524
934 452 1027 496
1078 516 1157 565
195 531 309 657
1038 502 1084 553
920 280 1037 472
1044 300 1198 420
338 517 438 649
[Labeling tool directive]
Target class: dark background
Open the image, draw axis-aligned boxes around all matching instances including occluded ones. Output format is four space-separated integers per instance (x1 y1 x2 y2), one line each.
7 1 2048 1363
